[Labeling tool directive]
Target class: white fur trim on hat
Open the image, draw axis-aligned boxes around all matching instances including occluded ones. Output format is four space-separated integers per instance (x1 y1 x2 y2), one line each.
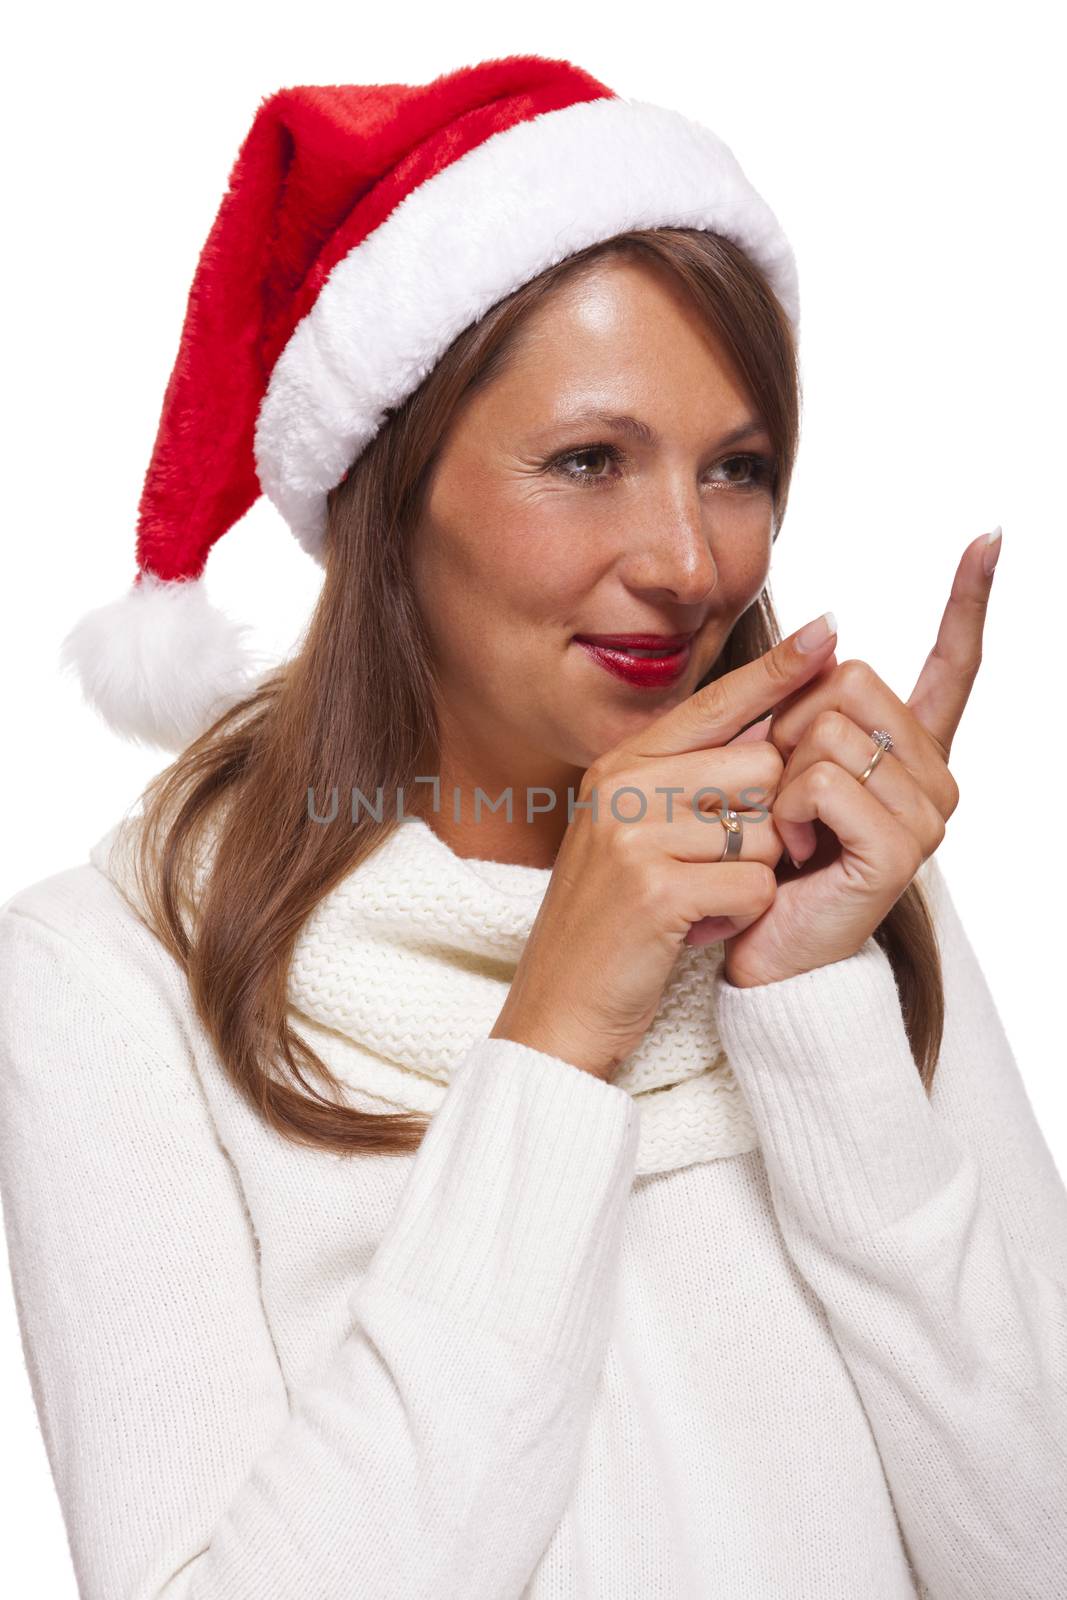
59 573 263 752
253 95 799 565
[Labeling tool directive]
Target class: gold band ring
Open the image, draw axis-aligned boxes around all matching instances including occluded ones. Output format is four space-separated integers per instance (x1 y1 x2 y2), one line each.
858 728 894 785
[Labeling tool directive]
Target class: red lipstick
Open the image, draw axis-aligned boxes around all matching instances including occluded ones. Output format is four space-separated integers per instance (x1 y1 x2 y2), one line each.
572 632 694 689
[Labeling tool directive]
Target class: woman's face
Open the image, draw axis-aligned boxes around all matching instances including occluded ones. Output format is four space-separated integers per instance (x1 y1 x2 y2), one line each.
410 256 777 806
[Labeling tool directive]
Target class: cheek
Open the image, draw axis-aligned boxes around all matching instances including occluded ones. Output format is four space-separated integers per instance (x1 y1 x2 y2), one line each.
716 521 774 608
432 512 598 628
410 526 579 694
491 536 599 618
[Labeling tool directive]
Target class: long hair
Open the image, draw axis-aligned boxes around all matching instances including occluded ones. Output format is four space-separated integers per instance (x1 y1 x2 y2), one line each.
123 227 943 1158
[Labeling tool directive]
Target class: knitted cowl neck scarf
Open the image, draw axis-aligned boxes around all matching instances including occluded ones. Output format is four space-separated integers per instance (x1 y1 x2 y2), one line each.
91 812 759 1177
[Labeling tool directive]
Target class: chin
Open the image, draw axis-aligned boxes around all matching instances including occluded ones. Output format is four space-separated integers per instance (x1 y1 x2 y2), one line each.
561 676 699 768
574 717 643 768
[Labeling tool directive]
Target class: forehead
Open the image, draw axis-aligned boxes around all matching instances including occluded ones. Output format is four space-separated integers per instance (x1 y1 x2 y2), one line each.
486 263 751 417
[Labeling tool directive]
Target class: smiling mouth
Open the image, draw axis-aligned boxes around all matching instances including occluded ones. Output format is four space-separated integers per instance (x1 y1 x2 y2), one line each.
571 632 695 655
572 635 694 688
596 645 678 658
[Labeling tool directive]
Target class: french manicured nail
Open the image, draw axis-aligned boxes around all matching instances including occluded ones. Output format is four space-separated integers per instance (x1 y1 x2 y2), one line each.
795 610 838 652
982 525 1002 578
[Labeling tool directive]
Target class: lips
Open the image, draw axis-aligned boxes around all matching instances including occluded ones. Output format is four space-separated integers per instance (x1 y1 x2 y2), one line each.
573 633 693 652
573 633 694 689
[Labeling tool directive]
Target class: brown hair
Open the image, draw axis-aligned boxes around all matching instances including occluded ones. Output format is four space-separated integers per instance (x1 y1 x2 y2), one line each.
124 227 943 1158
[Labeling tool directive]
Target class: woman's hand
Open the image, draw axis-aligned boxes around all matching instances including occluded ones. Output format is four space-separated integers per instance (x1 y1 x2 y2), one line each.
489 613 839 1080
720 529 1000 989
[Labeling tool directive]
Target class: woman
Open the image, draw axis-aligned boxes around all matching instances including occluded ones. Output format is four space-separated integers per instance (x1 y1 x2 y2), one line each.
1 54 1064 1600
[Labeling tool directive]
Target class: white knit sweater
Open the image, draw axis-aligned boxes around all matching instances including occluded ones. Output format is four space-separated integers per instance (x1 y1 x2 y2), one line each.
1 812 1065 1599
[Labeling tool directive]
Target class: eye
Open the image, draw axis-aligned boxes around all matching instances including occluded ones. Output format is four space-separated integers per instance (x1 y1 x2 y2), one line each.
712 453 776 490
549 444 624 486
545 445 776 491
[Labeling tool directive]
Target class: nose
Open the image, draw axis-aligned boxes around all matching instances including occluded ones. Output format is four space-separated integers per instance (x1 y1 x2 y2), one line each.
616 487 718 608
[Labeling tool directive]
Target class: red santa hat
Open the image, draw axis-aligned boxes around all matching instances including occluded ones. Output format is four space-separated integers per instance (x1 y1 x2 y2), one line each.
60 53 800 751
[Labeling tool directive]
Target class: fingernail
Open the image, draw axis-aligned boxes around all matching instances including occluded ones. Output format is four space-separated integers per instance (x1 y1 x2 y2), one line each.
795 610 838 652
982 525 1002 578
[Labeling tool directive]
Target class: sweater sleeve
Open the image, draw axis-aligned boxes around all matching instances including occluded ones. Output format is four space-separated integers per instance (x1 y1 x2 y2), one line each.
712 853 1067 1600
0 901 640 1600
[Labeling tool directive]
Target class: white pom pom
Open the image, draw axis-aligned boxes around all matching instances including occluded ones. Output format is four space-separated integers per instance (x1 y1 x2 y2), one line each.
59 572 264 751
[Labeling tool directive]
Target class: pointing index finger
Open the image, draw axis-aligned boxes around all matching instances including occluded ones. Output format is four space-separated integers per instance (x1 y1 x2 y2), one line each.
907 527 1000 759
624 610 839 759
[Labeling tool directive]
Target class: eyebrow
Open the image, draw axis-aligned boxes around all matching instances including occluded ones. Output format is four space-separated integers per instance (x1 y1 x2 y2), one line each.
544 409 771 449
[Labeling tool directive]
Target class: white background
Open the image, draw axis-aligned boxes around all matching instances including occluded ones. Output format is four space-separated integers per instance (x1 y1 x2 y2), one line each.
2 2 1064 1590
